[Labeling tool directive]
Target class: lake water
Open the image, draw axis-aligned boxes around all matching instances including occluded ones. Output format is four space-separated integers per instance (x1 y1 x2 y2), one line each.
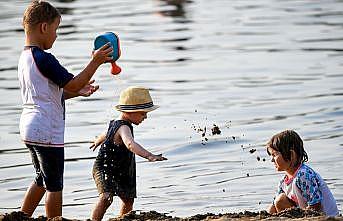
0 0 342 220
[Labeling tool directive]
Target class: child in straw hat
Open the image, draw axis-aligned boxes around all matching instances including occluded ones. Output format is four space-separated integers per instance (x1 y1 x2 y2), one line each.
90 86 167 220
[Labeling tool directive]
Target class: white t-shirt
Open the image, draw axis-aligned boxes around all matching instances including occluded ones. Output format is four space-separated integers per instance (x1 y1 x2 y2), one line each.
18 46 74 147
274 164 338 216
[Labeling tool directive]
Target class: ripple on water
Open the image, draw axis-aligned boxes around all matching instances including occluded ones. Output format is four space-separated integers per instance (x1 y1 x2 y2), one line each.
0 0 343 218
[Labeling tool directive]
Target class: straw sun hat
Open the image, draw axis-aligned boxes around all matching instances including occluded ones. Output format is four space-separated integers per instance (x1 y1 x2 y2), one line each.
114 86 159 112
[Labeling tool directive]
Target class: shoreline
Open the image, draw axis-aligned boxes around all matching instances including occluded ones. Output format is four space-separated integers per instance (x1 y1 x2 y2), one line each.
1 208 342 221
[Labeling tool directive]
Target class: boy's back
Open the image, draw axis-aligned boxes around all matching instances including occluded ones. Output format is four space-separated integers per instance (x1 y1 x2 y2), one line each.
93 120 137 198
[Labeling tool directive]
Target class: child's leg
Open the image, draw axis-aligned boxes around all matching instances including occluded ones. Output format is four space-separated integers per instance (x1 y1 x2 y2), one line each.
267 204 277 214
91 192 113 221
21 182 46 216
274 193 296 212
28 145 64 218
45 190 62 218
22 145 46 216
118 196 134 216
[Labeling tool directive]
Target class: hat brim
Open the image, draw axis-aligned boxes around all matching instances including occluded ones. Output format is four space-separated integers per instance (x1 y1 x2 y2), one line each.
114 105 159 113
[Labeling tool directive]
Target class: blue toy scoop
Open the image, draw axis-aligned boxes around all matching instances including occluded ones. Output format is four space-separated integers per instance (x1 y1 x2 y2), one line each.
94 32 121 75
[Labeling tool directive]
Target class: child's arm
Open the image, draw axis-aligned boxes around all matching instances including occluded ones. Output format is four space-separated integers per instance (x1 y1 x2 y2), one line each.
295 170 323 213
64 79 99 99
63 43 113 93
268 180 285 214
90 131 107 151
118 125 167 162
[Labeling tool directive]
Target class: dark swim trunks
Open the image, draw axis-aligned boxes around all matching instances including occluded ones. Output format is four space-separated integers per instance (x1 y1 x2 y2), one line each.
26 144 64 192
93 120 136 198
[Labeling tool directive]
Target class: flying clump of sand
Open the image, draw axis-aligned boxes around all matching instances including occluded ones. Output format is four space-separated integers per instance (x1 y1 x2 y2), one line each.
0 208 342 221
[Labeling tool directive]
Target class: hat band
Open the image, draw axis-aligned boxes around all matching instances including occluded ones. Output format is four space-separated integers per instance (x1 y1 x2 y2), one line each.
118 102 154 110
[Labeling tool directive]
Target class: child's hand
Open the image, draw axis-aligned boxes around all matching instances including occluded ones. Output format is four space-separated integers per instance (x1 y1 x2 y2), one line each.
78 79 99 97
89 134 106 151
148 154 168 162
92 43 113 65
89 141 102 151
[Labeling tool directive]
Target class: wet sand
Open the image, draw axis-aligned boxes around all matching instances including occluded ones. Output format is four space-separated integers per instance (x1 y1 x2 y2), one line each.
1 208 342 221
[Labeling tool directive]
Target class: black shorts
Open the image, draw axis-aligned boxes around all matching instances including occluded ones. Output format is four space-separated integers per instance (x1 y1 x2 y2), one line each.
26 144 64 192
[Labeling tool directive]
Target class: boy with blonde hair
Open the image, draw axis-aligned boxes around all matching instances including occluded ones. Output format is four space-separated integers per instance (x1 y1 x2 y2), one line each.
90 86 167 221
19 0 112 218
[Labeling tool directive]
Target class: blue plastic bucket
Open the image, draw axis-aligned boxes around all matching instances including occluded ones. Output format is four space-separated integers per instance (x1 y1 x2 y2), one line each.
94 32 120 61
94 32 121 74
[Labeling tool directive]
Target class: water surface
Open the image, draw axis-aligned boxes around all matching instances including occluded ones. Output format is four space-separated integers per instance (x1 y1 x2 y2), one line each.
0 0 342 219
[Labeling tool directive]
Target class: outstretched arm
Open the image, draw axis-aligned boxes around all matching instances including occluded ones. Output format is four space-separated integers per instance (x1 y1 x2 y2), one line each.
90 131 107 151
64 79 99 99
118 125 167 162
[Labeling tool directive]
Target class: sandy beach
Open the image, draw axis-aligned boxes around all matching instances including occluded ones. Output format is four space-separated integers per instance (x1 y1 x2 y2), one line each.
1 208 342 221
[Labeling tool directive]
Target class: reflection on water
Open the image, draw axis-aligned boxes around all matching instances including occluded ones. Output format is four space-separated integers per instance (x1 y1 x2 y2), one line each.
0 0 342 219
156 0 192 18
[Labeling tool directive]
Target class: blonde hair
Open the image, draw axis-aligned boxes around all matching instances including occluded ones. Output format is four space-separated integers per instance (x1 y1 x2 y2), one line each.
23 0 61 31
